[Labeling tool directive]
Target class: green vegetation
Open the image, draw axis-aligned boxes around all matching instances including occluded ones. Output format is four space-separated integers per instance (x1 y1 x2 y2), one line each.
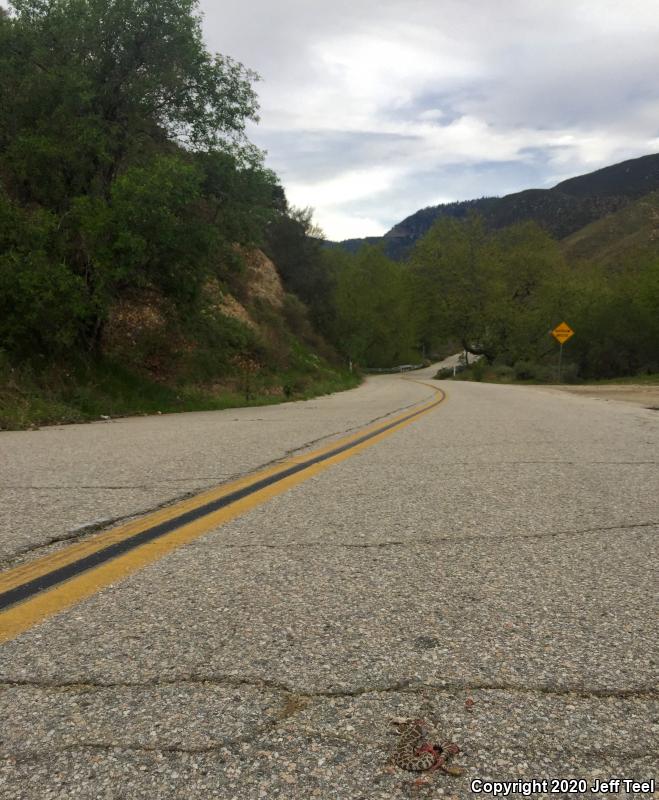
264 206 335 334
0 350 359 431
0 0 280 357
0 0 359 428
561 191 659 268
409 216 569 365
1 1 657 425
411 209 659 382
265 214 419 370
328 246 417 368
324 157 659 382
449 361 659 386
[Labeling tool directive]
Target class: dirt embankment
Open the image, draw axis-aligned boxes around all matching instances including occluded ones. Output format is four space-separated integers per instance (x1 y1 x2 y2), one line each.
103 248 288 376
214 248 285 329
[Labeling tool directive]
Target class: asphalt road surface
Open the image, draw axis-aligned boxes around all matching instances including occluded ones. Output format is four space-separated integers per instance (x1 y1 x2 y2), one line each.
1 366 657 799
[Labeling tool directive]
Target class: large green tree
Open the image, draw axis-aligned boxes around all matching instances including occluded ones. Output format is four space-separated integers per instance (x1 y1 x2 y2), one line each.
562 257 659 377
331 245 417 367
0 0 278 356
408 211 659 378
1 0 261 204
409 215 566 364
408 214 495 358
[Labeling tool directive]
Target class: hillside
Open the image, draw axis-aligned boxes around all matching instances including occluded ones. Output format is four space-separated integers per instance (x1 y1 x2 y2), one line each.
0 247 358 429
331 152 659 259
0 3 361 430
561 190 659 268
554 152 659 198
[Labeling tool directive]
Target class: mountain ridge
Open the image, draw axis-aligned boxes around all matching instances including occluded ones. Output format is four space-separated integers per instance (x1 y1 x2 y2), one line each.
329 152 659 259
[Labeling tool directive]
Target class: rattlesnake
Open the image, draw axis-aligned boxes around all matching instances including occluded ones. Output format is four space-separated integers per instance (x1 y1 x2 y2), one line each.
390 718 460 772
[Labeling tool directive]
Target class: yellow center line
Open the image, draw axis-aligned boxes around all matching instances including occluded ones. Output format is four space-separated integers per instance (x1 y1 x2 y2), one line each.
0 386 440 593
0 382 445 643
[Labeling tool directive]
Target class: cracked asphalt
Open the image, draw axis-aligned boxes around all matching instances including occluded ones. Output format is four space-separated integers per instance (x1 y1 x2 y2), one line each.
0 377 426 567
1 367 658 799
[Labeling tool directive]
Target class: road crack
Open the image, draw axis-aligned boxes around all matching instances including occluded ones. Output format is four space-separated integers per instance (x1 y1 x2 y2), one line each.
209 520 659 552
1 675 655 701
0 388 434 571
4 518 656 573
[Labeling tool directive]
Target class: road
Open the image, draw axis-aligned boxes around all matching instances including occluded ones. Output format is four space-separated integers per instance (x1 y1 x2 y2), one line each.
1 367 657 799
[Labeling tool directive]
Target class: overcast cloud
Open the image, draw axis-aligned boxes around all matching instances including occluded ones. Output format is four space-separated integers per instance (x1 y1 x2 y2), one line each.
199 1 659 239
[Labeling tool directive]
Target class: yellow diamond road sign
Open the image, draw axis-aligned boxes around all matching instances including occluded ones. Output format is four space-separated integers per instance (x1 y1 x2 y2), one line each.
552 321 574 344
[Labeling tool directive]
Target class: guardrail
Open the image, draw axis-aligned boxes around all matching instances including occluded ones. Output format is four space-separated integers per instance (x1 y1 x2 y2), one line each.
362 363 425 374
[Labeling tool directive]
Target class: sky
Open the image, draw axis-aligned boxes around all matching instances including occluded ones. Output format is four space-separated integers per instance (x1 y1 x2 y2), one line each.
197 0 659 240
5 0 658 240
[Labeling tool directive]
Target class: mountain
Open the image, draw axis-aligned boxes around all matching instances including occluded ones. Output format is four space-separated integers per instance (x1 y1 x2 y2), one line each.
560 189 659 268
552 153 659 198
330 152 659 259
323 236 383 255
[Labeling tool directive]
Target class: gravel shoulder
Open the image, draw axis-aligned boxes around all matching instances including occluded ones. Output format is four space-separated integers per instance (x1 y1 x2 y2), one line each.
531 383 659 409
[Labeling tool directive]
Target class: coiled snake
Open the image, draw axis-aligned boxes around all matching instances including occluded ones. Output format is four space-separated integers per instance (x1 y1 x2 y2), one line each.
390 718 460 773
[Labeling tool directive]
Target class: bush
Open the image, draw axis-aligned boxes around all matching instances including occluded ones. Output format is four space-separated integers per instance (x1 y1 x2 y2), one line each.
514 360 559 382
492 364 515 381
514 360 538 380
560 362 580 384
471 359 487 381
0 251 90 356
282 294 314 340
183 310 257 382
434 367 455 379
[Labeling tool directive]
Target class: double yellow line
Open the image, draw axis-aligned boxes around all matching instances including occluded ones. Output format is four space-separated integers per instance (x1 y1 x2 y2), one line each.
0 384 445 643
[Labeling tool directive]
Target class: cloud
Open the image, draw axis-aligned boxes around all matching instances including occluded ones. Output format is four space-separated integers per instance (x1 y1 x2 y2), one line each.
200 0 659 239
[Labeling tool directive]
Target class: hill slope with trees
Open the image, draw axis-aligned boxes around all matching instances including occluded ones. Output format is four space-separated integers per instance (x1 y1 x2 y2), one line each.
405 212 658 380
1 0 656 429
0 0 356 428
561 190 659 268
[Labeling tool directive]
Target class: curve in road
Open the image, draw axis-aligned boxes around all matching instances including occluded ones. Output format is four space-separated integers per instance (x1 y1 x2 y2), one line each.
0 382 445 643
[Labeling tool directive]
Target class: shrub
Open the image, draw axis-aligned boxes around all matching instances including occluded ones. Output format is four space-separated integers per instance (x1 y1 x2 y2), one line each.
514 360 537 380
471 359 487 381
492 364 515 381
282 294 314 341
560 362 580 384
0 251 90 357
434 367 455 379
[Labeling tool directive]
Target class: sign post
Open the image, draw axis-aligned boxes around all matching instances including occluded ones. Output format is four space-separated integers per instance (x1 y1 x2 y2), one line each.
551 322 575 382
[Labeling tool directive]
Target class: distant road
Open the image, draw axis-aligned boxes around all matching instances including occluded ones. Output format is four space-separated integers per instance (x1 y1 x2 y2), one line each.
1 368 657 798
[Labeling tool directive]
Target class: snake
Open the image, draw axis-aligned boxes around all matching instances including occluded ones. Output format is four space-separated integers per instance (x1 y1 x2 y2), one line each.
390 718 460 773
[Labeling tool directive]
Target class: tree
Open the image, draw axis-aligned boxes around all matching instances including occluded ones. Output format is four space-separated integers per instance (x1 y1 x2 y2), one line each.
563 257 659 377
484 222 567 364
332 246 417 367
408 215 566 364
0 188 89 355
1 0 261 203
264 205 335 334
0 0 277 356
408 214 496 358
